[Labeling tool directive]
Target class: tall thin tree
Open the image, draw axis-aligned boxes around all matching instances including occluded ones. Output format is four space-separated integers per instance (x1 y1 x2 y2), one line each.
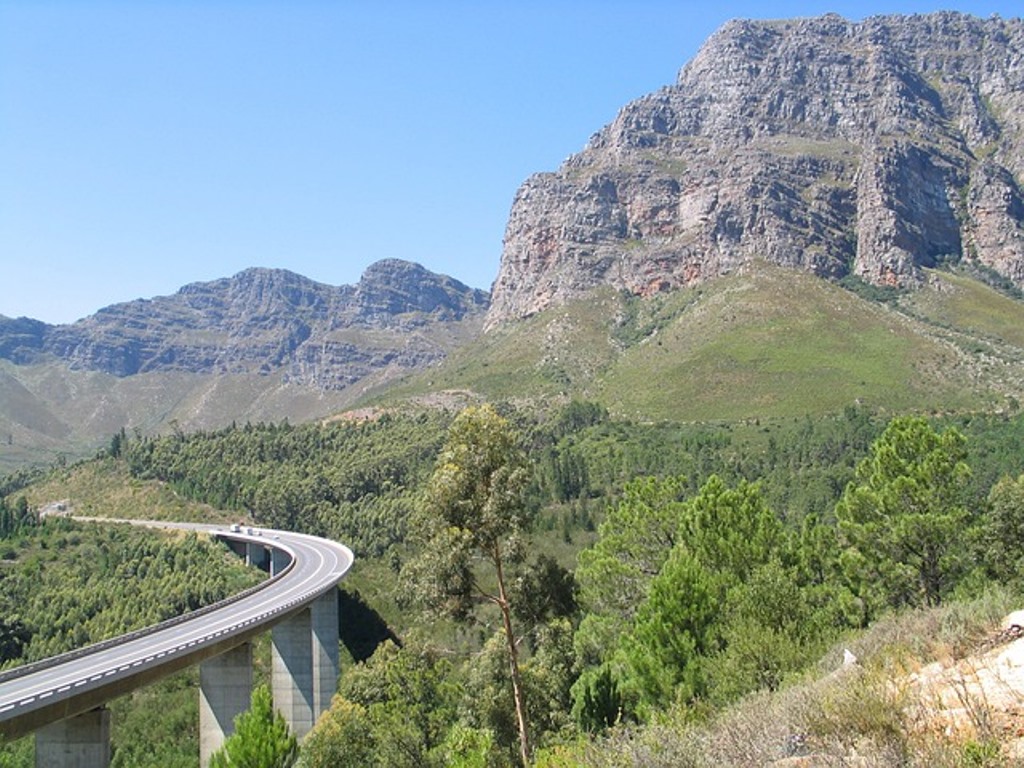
404 404 534 766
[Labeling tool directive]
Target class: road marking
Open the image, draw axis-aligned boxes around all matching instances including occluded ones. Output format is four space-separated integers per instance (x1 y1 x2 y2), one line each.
0 529 352 730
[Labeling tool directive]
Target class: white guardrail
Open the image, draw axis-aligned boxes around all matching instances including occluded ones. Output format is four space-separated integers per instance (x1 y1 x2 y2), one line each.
0 522 353 742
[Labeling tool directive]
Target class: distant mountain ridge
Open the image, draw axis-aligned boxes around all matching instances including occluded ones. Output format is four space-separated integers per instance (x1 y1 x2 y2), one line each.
0 260 488 386
487 11 1024 327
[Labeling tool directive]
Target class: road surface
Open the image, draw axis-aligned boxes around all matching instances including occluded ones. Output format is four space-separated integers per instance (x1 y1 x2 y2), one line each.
0 522 353 742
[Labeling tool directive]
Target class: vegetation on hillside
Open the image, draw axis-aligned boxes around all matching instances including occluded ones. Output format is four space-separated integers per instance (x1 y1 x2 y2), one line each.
377 267 1024 422
4 399 1024 765
0 517 262 766
5 267 1024 475
119 412 450 557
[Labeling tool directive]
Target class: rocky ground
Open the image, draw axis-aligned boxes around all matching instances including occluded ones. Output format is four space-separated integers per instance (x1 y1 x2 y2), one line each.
911 611 1024 759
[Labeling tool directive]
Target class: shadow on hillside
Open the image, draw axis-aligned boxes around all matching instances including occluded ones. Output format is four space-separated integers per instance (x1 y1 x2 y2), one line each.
337 588 400 663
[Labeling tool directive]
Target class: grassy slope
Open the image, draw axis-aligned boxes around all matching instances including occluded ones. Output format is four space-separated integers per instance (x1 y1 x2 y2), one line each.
379 288 624 404
376 266 1024 422
21 457 236 524
5 267 1024 472
0 365 371 473
905 270 1024 349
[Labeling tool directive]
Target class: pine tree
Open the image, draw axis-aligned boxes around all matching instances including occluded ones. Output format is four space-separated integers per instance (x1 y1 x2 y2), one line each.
836 416 970 610
209 685 298 768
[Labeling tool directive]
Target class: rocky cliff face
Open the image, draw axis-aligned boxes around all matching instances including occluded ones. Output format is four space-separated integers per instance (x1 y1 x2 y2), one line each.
487 12 1024 327
0 260 488 389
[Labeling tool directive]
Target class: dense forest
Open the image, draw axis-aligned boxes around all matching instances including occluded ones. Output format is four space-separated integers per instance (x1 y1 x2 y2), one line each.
0 517 262 766
4 403 1024 765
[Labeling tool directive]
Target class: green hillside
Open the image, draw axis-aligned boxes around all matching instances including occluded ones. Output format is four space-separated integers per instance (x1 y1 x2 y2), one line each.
6 392 1024 766
375 266 1024 421
5 266 1024 473
904 269 1024 349
0 365 372 473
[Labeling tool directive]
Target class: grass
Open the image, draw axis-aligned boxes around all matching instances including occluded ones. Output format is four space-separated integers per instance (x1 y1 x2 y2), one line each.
20 457 235 524
598 267 987 420
383 264 1014 423
751 134 860 161
378 287 626 406
905 270 1024 350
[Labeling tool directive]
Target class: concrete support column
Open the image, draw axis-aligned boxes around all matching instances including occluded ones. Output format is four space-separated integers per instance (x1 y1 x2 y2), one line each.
271 608 314 738
270 548 291 577
35 707 111 768
246 542 269 572
199 642 253 768
311 589 340 717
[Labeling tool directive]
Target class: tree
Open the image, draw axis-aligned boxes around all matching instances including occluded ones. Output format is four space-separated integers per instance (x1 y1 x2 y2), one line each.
511 554 578 638
572 475 824 718
835 416 970 610
704 559 820 703
0 617 31 664
339 640 459 767
574 476 687 664
622 546 717 712
301 696 374 768
678 475 783 592
571 664 624 733
403 404 534 766
301 640 470 768
619 476 785 711
981 474 1024 581
209 685 298 768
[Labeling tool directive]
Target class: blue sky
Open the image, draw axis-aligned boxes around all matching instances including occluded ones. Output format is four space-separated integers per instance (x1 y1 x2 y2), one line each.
1 1 1020 324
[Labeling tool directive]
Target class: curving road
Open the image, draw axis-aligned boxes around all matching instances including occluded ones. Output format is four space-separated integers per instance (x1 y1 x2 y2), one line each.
0 522 353 742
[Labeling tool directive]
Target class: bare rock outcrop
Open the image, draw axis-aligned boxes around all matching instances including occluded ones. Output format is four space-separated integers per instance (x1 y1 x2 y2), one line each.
0 261 488 389
487 12 1024 328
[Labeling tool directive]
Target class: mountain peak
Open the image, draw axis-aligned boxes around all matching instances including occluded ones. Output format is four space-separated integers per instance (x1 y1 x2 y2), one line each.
486 12 1024 328
357 259 488 318
0 260 488 382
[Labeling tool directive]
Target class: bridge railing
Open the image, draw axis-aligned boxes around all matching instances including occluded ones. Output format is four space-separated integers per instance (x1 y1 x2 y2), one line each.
0 532 295 686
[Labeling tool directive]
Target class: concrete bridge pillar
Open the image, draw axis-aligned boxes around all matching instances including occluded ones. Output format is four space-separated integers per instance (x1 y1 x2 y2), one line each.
271 609 314 738
246 542 269 572
199 642 253 768
270 548 291 577
35 707 110 768
311 588 340 716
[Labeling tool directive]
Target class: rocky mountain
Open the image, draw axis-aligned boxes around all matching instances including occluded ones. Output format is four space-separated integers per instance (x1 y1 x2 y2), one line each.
487 12 1024 328
0 261 487 469
7 12 1024 469
0 260 488 387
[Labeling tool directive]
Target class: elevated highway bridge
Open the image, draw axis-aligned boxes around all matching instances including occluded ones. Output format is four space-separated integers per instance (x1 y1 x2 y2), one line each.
0 521 353 767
